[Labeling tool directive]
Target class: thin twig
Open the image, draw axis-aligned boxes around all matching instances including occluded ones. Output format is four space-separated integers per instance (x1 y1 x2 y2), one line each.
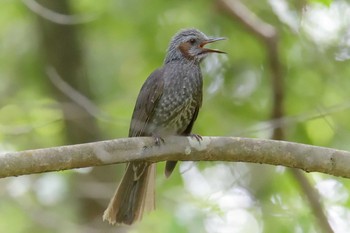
22 0 97 25
235 101 350 136
290 168 333 233
46 66 114 123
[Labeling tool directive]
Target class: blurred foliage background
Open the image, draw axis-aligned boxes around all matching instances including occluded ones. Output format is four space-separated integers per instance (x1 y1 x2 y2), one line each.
1 0 350 232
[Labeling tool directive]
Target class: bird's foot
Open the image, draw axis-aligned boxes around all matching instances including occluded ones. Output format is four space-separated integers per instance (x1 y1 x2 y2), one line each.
153 136 165 146
190 133 202 143
142 136 164 151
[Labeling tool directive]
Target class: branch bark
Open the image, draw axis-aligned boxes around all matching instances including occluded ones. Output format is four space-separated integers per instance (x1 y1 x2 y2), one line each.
1 136 350 179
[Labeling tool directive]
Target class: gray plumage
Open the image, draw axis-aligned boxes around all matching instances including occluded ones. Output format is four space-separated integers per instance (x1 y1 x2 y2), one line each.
103 28 225 225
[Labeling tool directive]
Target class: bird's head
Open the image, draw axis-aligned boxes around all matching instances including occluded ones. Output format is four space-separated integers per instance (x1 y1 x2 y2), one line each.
164 28 226 64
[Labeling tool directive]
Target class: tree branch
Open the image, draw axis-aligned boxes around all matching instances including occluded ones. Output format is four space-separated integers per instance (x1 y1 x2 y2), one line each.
1 136 350 179
217 1 333 232
217 0 283 139
216 0 276 41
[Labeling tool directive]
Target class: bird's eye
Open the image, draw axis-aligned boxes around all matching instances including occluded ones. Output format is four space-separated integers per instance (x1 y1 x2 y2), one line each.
189 38 196 44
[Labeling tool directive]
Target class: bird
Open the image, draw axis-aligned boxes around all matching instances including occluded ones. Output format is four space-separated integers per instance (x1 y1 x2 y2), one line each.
103 28 226 225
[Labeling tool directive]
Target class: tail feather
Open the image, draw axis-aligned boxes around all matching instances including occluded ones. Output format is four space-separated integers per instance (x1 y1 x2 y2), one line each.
103 162 156 225
165 161 177 178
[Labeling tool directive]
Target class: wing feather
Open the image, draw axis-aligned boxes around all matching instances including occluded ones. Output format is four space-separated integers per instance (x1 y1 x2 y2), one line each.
129 68 165 137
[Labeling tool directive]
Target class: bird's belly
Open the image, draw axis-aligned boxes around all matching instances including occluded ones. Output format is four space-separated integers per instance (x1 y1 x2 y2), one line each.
166 99 197 133
150 96 198 136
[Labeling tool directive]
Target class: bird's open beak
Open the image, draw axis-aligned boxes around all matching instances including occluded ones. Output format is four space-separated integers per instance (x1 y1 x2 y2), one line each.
200 37 226 54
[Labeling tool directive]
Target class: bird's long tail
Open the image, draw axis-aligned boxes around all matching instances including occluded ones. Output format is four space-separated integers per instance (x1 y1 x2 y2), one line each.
103 162 156 225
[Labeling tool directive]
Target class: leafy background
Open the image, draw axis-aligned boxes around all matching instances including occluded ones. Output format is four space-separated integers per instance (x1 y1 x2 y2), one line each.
1 0 350 232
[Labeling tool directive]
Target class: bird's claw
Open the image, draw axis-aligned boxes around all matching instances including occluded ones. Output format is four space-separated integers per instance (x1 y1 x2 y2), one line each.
154 136 165 146
190 134 202 142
